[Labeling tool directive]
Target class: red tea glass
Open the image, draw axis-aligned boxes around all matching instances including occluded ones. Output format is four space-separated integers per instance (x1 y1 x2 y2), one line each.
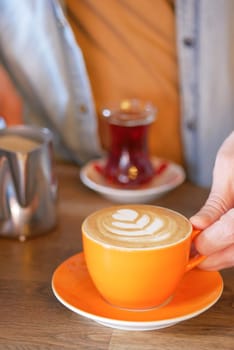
100 99 157 187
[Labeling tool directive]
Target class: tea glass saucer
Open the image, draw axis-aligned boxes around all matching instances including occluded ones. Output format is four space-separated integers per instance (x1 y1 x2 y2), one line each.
80 157 185 203
52 253 223 331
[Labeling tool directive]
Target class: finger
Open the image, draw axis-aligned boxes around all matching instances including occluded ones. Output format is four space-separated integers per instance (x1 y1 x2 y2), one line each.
191 133 234 229
217 131 234 159
197 243 234 271
195 208 234 256
190 191 231 229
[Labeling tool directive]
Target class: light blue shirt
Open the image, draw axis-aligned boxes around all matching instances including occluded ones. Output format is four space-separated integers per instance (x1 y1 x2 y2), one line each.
176 0 234 186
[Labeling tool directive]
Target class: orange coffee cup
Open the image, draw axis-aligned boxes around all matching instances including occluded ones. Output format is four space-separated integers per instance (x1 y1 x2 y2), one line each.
82 205 205 310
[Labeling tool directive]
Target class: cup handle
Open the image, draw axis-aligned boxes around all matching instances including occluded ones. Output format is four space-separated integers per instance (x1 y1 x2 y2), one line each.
185 228 206 272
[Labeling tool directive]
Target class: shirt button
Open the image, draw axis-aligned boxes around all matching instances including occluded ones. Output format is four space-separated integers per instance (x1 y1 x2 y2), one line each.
183 37 195 47
79 104 88 113
186 120 196 130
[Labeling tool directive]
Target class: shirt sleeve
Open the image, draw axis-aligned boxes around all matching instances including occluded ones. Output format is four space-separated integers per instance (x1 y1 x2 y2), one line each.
0 0 102 164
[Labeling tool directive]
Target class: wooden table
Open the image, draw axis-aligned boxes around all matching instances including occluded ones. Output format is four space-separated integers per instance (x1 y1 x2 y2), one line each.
0 163 233 349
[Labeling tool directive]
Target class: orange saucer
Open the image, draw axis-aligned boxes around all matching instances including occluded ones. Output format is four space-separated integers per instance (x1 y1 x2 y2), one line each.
51 253 223 331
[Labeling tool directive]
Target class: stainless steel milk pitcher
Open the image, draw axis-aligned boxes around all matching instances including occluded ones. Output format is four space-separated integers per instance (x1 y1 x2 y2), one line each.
0 125 58 241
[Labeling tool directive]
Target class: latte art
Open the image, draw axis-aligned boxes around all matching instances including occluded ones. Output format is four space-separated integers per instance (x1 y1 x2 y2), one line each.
104 209 168 240
82 205 192 249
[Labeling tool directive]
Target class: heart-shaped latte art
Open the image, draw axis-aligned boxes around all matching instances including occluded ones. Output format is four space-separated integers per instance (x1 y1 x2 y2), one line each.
112 209 138 222
105 208 164 236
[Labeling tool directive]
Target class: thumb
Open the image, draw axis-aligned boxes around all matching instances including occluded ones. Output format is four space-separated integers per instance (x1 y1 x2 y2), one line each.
190 191 231 229
190 133 234 229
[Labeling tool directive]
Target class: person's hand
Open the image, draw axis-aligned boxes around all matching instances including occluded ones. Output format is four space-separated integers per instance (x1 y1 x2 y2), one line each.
190 132 234 270
0 64 23 125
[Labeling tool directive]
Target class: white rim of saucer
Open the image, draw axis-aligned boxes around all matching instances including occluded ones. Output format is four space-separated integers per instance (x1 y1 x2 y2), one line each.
80 157 186 196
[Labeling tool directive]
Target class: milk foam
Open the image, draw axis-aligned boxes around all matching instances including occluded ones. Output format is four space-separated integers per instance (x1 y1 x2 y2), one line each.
0 135 40 153
83 205 192 249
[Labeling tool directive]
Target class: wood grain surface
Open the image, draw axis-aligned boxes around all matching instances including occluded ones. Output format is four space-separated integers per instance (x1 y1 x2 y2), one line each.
66 0 183 165
0 163 233 349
